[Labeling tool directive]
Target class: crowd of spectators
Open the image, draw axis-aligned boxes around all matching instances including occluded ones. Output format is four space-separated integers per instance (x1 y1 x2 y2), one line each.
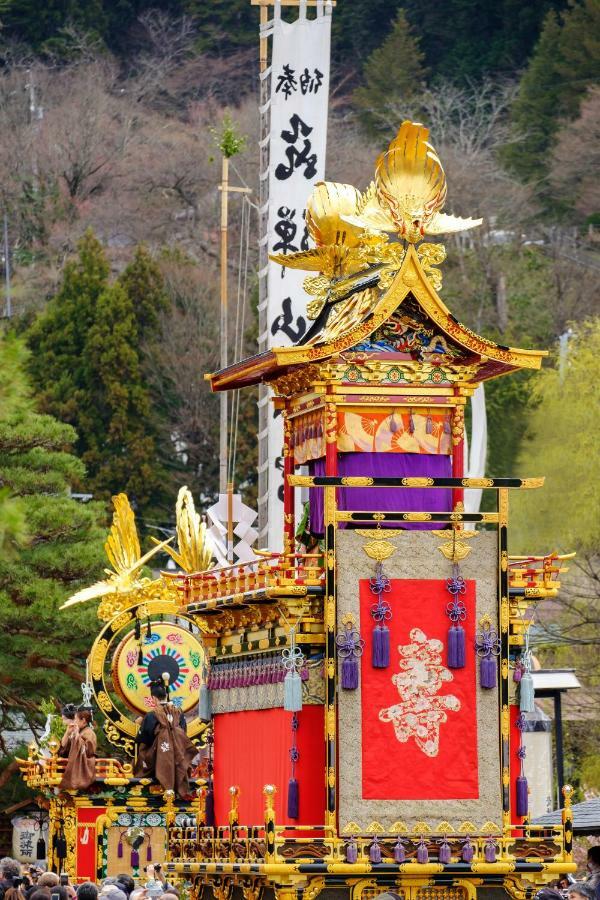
0 859 181 900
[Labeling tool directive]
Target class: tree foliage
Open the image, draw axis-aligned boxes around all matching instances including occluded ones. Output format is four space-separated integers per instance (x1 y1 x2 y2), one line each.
27 233 171 517
353 9 426 136
0 332 105 753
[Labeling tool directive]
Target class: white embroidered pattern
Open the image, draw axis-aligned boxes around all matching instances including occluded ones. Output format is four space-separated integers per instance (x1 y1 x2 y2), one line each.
160 741 170 753
379 627 460 757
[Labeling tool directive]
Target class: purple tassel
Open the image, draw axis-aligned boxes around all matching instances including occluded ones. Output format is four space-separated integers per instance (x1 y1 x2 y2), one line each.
117 839 123 858
372 625 390 668
461 837 474 862
394 839 405 863
447 624 465 668
408 413 415 434
417 839 429 864
205 783 215 827
287 778 299 819
438 840 451 864
341 655 359 690
426 416 433 434
346 838 358 863
516 775 529 818
484 839 497 863
513 663 523 683
369 836 381 863
131 850 139 868
480 655 497 688
146 842 152 861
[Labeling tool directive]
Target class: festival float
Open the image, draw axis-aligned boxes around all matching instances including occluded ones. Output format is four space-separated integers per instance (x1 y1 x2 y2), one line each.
17 7 577 900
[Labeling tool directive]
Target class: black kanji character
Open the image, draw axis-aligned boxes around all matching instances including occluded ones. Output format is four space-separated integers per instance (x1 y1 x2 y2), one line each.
271 296 307 343
299 67 324 95
273 206 299 279
275 63 298 99
275 114 318 181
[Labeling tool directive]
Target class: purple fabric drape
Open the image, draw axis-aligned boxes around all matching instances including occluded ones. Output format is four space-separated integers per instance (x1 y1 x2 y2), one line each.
309 452 452 535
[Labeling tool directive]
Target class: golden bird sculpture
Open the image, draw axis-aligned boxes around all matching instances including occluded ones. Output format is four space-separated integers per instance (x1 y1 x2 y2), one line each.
152 486 213 574
343 121 482 242
61 493 173 609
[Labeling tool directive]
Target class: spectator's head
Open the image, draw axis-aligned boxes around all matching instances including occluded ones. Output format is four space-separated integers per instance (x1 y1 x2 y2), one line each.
48 887 68 900
0 859 21 883
29 890 51 900
588 846 600 872
115 876 134 897
129 890 148 900
38 874 60 890
76 884 98 900
536 890 563 900
99 886 126 900
568 884 596 900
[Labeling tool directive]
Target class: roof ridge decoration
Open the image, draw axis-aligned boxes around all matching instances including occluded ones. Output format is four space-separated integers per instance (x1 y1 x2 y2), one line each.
207 121 546 392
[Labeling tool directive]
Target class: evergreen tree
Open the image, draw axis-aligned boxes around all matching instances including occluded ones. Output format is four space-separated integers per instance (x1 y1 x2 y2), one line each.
506 0 600 185
0 333 105 753
353 9 426 136
27 234 171 518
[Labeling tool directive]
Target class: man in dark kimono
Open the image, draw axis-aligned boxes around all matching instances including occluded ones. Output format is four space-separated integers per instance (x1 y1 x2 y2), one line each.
59 707 97 791
134 677 197 799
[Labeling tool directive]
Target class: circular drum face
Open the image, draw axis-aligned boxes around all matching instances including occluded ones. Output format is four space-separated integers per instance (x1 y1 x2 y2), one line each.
112 621 204 715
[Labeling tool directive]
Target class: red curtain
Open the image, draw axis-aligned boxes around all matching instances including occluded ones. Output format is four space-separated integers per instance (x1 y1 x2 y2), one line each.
76 806 106 882
360 578 479 800
213 706 325 826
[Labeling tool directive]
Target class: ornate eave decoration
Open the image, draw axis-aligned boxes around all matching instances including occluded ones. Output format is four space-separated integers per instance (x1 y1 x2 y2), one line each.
207 245 546 393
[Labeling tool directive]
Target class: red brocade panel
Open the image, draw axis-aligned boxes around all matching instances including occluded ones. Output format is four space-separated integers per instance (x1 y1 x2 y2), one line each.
213 706 325 826
76 806 106 882
360 579 479 801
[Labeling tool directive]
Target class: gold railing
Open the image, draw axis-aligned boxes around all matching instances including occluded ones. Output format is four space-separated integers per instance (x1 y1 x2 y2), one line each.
508 552 575 597
166 784 575 871
18 739 133 788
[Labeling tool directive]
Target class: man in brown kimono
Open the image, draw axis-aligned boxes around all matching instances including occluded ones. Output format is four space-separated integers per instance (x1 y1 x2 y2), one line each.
59 707 97 791
134 678 197 799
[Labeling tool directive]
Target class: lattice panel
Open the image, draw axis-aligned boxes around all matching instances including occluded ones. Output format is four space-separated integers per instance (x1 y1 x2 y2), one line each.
415 888 468 900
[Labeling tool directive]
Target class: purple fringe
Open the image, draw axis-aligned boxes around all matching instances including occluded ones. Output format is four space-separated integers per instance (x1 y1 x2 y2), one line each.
461 838 474 862
516 775 529 818
372 625 390 668
369 837 381 863
448 624 465 668
393 839 405 863
480 655 497 689
438 841 451 864
417 840 429 864
130 850 139 868
341 655 359 690
346 838 358 863
146 842 152 861
484 841 497 863
287 778 299 819
117 841 123 859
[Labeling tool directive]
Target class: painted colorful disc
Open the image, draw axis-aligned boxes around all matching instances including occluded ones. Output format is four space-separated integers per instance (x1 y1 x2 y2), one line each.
112 621 204 715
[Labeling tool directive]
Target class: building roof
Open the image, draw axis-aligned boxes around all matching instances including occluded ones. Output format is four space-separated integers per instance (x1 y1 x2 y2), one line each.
207 246 546 392
534 798 600 834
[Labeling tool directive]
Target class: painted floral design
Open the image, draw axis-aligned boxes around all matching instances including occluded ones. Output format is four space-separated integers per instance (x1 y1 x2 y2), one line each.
379 628 460 757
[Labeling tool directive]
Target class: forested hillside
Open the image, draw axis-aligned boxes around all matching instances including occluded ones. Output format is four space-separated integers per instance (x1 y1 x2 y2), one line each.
0 0 599 800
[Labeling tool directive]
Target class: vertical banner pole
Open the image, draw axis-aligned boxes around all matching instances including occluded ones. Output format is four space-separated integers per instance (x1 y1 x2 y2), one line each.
219 155 230 495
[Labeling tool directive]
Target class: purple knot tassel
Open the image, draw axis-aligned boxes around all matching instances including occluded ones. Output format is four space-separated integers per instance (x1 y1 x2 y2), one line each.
369 836 382 863
146 842 152 861
480 655 497 689
447 624 465 669
484 839 497 863
117 840 123 858
130 850 139 868
417 839 429 864
516 774 529 818
287 777 299 819
393 839 405 863
346 838 358 863
372 625 390 668
438 840 451 864
341 655 359 690
461 837 474 862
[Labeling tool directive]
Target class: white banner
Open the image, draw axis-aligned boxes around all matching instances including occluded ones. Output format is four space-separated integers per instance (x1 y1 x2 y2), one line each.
266 3 332 549
12 816 48 862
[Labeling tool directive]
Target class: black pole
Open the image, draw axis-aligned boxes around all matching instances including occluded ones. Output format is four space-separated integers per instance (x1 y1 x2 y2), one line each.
554 690 565 808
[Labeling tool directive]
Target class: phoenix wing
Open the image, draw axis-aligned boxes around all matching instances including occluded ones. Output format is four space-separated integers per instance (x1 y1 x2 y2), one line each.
105 493 141 575
425 212 483 235
159 486 213 573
